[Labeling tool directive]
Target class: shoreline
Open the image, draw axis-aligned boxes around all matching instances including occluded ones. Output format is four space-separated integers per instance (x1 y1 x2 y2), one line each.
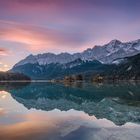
0 79 140 83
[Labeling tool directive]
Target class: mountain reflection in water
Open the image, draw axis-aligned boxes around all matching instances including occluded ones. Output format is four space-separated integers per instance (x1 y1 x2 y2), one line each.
1 82 140 125
0 82 140 140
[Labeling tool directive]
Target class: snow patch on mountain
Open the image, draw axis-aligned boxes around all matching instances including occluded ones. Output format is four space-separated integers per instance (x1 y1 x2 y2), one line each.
112 58 125 65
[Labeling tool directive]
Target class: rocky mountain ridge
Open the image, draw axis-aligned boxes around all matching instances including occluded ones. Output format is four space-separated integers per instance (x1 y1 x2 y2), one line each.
14 39 140 67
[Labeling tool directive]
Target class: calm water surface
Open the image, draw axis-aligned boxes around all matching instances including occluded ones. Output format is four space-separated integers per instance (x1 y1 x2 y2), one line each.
0 82 140 140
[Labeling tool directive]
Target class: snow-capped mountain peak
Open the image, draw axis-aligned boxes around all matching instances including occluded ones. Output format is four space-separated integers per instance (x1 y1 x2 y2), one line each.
14 39 140 67
108 39 122 46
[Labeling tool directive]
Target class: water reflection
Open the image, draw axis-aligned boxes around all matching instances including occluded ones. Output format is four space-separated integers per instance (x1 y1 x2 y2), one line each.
0 101 140 140
1 82 140 125
0 82 140 140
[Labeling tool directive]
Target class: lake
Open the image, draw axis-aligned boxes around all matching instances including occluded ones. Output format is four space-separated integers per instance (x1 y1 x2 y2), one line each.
0 82 140 140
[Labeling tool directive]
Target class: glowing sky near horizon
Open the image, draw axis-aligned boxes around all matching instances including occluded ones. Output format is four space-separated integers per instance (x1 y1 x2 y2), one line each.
0 0 140 71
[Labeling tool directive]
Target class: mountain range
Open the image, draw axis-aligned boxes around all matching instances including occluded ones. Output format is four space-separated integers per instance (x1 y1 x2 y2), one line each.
11 39 140 80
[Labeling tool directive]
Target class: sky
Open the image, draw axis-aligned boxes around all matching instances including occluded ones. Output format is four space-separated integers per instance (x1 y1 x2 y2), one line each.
0 0 140 71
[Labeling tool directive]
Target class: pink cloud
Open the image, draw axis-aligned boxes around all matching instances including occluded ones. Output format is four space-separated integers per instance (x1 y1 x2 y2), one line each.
0 20 87 53
0 48 9 56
